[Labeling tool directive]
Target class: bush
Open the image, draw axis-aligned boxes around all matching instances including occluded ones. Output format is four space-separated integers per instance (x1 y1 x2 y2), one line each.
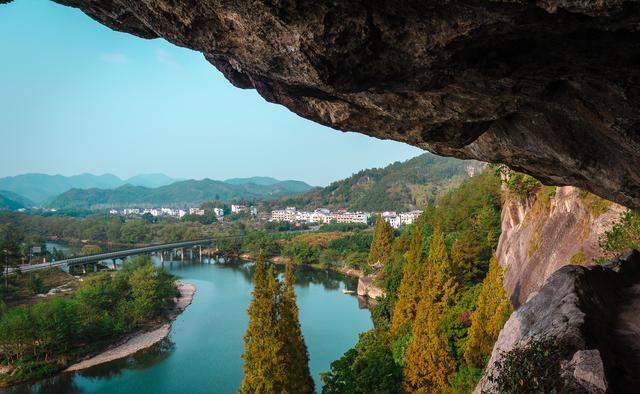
488 337 576 394
507 172 541 199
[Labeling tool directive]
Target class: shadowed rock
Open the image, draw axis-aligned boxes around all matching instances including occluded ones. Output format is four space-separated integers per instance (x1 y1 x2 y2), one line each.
17 0 640 209
475 251 640 394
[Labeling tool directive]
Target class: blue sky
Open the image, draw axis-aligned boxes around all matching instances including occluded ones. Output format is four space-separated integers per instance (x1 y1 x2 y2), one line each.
0 1 423 186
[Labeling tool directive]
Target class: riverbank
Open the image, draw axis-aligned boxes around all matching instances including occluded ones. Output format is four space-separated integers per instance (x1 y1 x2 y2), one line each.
65 280 196 372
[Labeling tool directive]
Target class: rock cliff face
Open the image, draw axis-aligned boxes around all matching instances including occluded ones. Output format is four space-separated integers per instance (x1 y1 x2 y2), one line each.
497 186 625 306
476 251 640 394
19 0 640 209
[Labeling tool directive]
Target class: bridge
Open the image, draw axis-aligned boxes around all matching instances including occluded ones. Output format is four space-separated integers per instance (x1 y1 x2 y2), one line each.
9 238 223 274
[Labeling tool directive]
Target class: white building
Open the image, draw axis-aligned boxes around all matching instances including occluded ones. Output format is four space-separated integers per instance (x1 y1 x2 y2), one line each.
213 207 224 217
271 206 297 222
231 204 248 214
399 210 423 226
250 206 258 216
381 211 401 229
109 209 118 215
189 207 205 216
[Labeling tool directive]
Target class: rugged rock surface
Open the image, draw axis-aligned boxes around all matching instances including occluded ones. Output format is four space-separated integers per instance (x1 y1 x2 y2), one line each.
497 185 625 306
18 0 638 209
357 275 385 299
475 251 640 394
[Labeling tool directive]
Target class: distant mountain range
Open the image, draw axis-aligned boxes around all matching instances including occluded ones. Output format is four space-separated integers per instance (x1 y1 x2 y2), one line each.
48 178 313 209
271 153 485 212
0 173 181 204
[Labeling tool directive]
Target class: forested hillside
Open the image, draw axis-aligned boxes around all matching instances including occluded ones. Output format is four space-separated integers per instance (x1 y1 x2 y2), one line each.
48 178 312 209
321 168 508 393
271 153 484 212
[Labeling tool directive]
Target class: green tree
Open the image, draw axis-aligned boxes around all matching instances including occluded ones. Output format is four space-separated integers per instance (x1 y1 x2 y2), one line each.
240 256 286 393
368 217 394 267
402 230 457 394
391 223 425 335
321 331 403 394
279 262 315 393
80 244 102 256
464 255 512 368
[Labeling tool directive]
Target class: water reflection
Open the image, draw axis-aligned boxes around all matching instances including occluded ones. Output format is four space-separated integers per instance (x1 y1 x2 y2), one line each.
4 256 372 394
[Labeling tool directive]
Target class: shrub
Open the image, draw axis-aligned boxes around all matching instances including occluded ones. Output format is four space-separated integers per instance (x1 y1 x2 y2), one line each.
488 337 577 394
507 172 541 199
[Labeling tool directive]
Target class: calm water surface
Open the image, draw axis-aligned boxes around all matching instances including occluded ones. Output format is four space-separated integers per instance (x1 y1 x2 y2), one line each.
4 257 372 393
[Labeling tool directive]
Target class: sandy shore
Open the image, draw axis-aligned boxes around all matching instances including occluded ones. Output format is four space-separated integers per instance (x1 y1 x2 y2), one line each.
65 280 196 372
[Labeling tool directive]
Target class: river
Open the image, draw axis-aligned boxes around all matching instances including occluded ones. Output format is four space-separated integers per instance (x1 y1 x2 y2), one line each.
3 256 373 393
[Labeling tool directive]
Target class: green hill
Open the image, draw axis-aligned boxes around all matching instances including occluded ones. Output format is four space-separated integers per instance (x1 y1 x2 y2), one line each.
48 178 312 209
271 153 484 212
0 190 35 210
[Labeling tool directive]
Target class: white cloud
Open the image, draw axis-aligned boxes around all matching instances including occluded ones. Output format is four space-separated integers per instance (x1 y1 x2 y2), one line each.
100 52 129 65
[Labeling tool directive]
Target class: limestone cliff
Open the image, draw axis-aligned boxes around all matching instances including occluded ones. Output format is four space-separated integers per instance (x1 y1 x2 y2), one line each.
497 185 625 307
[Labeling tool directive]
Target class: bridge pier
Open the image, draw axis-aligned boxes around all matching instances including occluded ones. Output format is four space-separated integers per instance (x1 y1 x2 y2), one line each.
181 248 184 262
82 264 87 274
160 253 164 264
112 259 117 270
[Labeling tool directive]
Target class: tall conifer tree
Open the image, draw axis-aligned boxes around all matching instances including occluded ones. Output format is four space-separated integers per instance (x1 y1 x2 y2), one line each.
464 255 512 368
368 216 394 267
391 222 425 335
240 256 286 393
403 230 456 393
279 262 315 393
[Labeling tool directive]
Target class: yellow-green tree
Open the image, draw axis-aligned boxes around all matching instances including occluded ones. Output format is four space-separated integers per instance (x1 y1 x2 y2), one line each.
450 230 483 286
240 256 286 393
403 230 457 393
279 262 315 393
391 223 425 335
464 255 512 368
368 216 394 266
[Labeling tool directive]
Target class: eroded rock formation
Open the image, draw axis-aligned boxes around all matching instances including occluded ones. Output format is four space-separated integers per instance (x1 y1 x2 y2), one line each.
476 251 640 394
497 185 625 306
17 0 639 209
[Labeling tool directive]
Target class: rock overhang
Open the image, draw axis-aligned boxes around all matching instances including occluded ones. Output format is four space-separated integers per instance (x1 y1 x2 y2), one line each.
16 0 640 208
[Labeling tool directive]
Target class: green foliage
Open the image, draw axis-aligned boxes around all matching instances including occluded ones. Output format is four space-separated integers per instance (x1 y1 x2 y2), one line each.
440 284 481 365
181 211 218 225
278 263 315 393
464 256 512 368
79 244 102 256
506 172 541 199
276 153 481 212
321 331 404 394
368 217 394 266
242 231 281 256
319 222 369 232
600 209 640 259
488 337 576 394
0 256 178 383
240 258 314 393
448 365 484 394
283 239 321 264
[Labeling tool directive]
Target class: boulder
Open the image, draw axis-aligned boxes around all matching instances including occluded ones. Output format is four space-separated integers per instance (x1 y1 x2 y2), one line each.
357 275 385 299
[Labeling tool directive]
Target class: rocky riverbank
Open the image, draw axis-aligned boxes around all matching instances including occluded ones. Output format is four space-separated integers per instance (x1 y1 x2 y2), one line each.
65 281 196 372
